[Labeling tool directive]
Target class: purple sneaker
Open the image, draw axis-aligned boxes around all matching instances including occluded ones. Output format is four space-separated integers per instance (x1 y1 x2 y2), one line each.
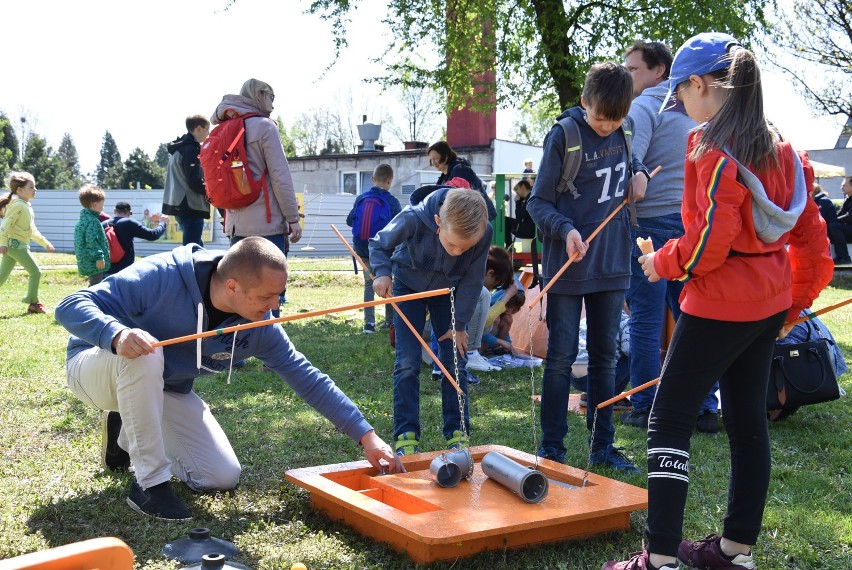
678 534 756 569
601 550 678 570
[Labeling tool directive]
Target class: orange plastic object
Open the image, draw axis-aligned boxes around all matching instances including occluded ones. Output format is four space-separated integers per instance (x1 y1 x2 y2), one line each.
0 537 134 570
532 393 588 416
286 444 647 564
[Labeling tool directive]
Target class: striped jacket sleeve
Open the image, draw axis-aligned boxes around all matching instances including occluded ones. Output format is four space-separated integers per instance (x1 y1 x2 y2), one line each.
654 154 745 282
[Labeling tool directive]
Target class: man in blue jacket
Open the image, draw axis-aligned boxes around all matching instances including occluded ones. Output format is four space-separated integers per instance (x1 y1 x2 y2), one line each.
56 237 401 522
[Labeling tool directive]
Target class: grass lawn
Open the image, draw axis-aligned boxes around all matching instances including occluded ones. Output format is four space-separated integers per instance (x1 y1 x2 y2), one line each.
0 254 850 569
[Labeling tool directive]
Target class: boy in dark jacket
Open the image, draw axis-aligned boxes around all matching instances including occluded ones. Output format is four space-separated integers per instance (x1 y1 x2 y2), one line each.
346 164 402 333
162 115 210 246
103 202 168 275
528 61 648 473
370 187 491 455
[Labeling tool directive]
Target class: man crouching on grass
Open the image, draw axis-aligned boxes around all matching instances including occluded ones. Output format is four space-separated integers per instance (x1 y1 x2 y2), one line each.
55 236 401 521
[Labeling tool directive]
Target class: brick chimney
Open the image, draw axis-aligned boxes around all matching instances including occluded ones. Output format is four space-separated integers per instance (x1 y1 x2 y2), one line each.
446 70 496 148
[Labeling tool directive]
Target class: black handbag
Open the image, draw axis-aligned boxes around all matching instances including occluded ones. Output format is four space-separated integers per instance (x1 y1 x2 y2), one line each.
767 319 841 411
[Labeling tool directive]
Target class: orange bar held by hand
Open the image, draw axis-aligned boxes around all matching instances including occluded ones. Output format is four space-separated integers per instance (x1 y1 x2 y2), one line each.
330 224 464 395
152 288 451 348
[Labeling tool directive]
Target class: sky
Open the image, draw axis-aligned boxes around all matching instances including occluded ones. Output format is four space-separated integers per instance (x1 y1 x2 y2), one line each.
1 0 847 175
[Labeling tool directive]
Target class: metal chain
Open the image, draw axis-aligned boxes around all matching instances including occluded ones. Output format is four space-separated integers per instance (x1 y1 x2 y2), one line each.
448 288 470 471
584 409 595 488
527 302 540 470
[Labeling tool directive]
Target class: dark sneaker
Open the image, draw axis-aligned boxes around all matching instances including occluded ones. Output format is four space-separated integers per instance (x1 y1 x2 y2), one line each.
466 371 481 385
612 398 632 411
621 410 650 429
126 480 192 521
394 431 419 456
833 256 852 265
101 411 130 472
695 411 719 434
363 323 375 334
678 534 756 569
431 372 442 382
537 446 566 463
580 392 588 406
602 550 679 570
590 445 640 474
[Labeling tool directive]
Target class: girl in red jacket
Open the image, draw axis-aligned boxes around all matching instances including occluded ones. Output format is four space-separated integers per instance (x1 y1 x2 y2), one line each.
604 33 833 570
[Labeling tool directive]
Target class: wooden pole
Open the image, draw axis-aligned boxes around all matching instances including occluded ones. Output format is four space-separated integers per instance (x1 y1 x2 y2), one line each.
330 224 464 395
528 165 662 307
597 297 852 409
152 288 451 348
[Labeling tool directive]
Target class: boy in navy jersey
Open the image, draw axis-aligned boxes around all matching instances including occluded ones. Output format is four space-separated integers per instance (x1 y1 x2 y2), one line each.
528 61 649 473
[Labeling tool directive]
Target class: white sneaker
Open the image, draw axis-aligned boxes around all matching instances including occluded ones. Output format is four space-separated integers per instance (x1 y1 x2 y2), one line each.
466 351 502 371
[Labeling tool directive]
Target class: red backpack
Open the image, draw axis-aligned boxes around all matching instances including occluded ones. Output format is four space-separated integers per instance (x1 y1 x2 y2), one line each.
200 113 271 222
104 222 125 263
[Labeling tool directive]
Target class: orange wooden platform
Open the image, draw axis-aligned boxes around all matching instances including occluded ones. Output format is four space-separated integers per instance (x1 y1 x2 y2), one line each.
285 444 647 564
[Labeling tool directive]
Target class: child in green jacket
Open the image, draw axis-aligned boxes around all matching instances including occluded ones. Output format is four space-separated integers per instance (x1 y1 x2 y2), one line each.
74 184 110 285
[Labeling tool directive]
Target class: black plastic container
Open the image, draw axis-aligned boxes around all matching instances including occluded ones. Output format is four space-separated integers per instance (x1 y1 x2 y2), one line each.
162 528 237 563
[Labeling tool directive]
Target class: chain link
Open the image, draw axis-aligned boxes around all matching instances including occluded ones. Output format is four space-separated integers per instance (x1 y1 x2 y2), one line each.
527 302 540 470
448 288 470 474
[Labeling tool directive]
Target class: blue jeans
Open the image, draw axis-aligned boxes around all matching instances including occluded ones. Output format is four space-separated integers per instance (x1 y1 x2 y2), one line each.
626 215 718 414
392 280 470 442
230 234 288 318
177 216 205 247
540 289 624 455
357 254 391 326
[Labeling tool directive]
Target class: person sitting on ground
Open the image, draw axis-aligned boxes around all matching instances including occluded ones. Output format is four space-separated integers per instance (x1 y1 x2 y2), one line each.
104 202 169 276
826 176 852 264
480 278 526 356
74 184 110 286
55 237 402 522
463 245 514 377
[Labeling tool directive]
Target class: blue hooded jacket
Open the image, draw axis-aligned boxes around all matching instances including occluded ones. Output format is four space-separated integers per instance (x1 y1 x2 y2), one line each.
368 186 492 329
55 244 373 443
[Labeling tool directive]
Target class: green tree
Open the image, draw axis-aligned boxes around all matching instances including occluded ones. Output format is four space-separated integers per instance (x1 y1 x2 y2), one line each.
769 0 851 118
55 133 84 188
306 0 769 111
21 133 61 189
96 131 122 186
276 116 299 157
508 98 560 146
154 143 170 168
0 113 18 180
120 147 165 189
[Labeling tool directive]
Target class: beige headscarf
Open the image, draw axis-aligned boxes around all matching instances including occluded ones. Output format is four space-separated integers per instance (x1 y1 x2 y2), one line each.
239 79 275 115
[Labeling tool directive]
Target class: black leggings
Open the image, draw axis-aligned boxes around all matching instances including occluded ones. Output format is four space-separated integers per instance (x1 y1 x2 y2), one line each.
646 310 786 556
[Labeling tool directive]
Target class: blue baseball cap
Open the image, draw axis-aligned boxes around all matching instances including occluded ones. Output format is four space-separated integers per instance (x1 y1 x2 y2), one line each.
660 32 742 112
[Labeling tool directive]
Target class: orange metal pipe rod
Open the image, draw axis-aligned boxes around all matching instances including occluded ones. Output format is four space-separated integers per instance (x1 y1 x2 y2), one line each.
330 224 463 394
529 165 662 307
597 295 852 410
528 200 626 307
152 287 451 348
786 296 852 327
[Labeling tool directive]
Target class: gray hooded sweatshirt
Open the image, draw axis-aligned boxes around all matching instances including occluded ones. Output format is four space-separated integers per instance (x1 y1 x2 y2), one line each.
627 80 697 218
